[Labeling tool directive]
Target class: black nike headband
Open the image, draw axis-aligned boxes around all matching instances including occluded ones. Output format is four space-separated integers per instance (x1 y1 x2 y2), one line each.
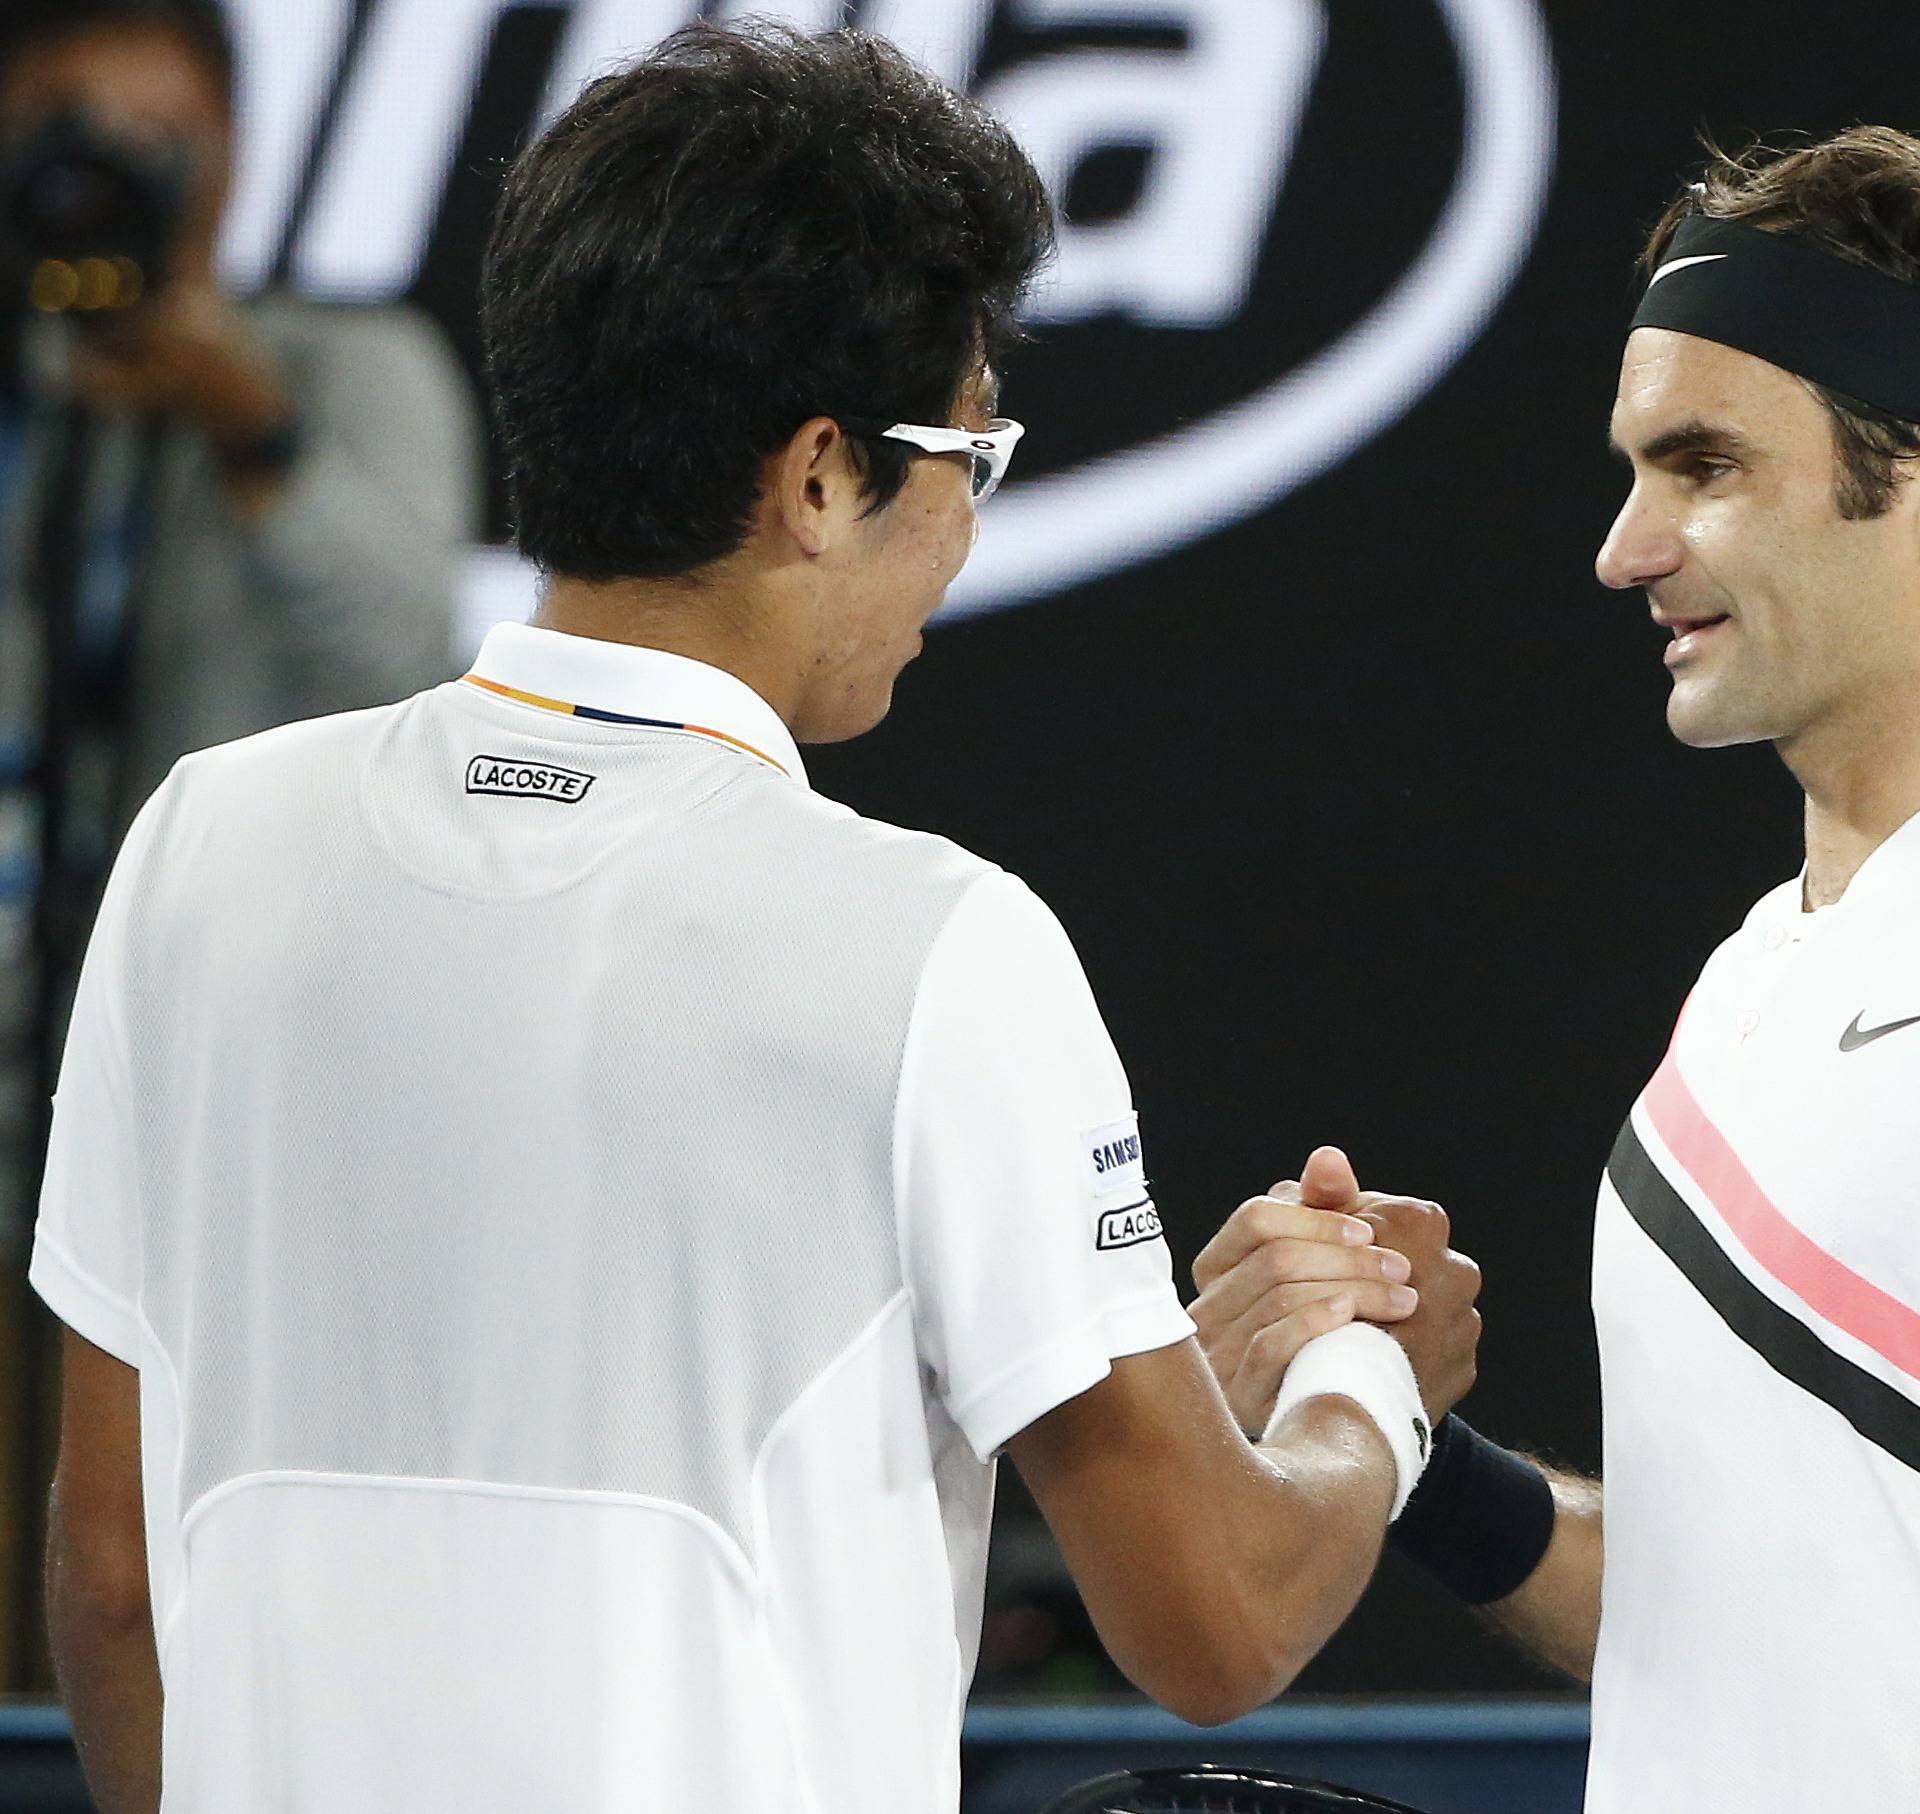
1630 215 1920 423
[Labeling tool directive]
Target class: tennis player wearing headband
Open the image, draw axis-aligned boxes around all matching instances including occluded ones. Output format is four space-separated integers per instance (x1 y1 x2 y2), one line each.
1193 128 1920 1810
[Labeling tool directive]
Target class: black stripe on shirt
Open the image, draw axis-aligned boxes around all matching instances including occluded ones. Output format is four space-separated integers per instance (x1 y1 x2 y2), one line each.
1607 1116 1920 1476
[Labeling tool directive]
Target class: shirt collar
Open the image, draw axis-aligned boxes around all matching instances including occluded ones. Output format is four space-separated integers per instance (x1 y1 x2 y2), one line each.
462 621 807 786
1796 804 1920 917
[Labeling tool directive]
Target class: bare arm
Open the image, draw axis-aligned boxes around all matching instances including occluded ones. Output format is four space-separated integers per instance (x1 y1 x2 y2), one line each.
1482 1467 1604 1681
45 1327 161 1814
1007 1338 1399 1724
1006 1167 1482 1727
1191 1153 1601 1678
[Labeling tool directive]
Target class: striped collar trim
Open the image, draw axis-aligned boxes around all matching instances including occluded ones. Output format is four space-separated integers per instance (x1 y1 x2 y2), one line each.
461 623 805 784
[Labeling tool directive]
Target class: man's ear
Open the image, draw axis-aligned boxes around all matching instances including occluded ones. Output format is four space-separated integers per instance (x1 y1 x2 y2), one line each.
770 416 861 557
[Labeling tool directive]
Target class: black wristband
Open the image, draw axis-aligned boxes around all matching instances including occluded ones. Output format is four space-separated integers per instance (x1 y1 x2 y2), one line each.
1386 1414 1556 1605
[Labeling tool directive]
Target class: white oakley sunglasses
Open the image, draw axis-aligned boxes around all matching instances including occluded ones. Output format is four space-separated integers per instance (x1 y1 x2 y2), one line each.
839 416 1026 500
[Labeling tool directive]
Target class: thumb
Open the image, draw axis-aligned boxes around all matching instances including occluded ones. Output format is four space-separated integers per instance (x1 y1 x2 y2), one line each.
1298 1144 1360 1209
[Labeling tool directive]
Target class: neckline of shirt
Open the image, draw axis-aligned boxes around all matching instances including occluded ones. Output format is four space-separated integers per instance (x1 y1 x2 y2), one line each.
462 622 807 786
1786 803 1920 926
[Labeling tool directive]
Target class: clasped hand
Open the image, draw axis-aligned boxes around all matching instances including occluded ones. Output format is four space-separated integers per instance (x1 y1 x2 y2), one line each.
1191 1145 1483 1436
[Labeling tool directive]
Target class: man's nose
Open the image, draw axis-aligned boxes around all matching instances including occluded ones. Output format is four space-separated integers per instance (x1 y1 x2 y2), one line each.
1595 491 1685 592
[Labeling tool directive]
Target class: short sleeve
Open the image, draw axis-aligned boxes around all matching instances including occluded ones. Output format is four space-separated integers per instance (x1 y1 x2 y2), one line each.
896 871 1194 1460
27 787 165 1365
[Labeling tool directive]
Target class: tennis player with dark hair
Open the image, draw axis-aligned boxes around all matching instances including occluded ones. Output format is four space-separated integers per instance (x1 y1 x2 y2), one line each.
1194 127 1920 1810
33 24 1481 1812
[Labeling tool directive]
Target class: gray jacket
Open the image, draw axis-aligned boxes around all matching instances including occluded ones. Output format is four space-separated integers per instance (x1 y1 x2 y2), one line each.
0 293 481 1235
4 293 480 822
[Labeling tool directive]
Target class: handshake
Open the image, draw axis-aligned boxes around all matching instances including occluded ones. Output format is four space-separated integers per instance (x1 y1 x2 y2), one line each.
1189 1144 1483 1436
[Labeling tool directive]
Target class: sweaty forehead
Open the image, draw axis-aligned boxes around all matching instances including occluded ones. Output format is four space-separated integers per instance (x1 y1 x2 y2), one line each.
1611 327 1824 448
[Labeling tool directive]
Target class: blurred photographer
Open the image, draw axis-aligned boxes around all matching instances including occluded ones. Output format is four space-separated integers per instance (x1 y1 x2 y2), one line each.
0 0 478 1673
0 0 479 821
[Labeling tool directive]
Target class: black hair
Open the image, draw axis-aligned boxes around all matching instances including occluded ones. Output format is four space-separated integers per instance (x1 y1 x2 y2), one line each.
0 0 236 109
481 21 1055 581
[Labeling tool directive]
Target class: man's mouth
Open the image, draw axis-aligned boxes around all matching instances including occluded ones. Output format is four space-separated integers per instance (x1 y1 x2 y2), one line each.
1654 610 1732 665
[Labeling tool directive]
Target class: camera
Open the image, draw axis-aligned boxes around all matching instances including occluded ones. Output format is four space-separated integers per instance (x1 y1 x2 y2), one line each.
0 112 192 312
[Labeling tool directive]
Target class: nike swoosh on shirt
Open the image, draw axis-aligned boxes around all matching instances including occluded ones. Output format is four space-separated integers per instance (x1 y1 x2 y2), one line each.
1839 1011 1920 1053
1645 252 1730 288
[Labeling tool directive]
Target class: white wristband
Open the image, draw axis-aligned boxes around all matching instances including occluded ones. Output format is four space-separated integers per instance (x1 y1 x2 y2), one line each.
1261 1322 1433 1521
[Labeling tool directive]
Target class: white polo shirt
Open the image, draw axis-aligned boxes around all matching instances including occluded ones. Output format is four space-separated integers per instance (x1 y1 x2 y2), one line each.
1589 812 1920 1812
30 622 1194 1814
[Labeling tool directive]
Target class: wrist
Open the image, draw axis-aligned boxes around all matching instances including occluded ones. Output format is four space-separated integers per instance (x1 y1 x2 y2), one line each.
190 313 293 454
1262 1322 1432 1519
211 405 303 482
1386 1415 1556 1603
203 373 296 457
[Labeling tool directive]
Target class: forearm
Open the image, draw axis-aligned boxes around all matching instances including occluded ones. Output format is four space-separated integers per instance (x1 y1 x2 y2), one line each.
1240 1395 1400 1676
1064 1397 1395 1725
46 1580 162 1814
1012 1346 1402 1727
1168 1326 1430 1715
1483 1468 1604 1680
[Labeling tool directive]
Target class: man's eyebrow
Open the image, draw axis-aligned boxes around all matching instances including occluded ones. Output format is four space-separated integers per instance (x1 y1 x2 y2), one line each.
1608 419 1757 465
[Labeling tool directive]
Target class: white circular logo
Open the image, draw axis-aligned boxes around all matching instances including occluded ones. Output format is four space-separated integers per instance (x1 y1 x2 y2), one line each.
942 0 1557 620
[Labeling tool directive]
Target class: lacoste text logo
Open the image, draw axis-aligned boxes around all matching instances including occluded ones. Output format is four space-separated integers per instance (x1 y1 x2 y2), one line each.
1839 1010 1920 1053
465 755 595 803
1096 1200 1164 1252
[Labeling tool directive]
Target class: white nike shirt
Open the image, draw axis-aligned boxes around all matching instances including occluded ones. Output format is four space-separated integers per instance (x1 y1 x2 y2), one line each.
30 622 1194 1813
1588 812 1920 1811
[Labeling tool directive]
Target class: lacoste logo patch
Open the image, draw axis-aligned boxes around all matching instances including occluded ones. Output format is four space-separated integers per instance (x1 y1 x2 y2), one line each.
1096 1199 1164 1252
465 755 596 803
1084 1114 1147 1198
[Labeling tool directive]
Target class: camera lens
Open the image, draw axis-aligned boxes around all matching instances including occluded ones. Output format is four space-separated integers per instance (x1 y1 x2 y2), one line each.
0 114 190 304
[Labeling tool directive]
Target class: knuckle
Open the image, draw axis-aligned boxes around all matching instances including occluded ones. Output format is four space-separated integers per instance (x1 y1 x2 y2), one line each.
1247 1321 1290 1361
1261 1241 1299 1285
1246 1201 1288 1243
1230 1197 1267 1233
1349 1283 1391 1318
1266 1282 1308 1317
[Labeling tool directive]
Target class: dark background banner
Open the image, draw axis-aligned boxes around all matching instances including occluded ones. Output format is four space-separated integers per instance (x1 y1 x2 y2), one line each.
224 0 1906 1690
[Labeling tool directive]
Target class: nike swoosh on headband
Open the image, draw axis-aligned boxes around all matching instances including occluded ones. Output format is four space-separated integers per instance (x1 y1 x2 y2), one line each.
1646 252 1730 288
1838 1010 1920 1053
